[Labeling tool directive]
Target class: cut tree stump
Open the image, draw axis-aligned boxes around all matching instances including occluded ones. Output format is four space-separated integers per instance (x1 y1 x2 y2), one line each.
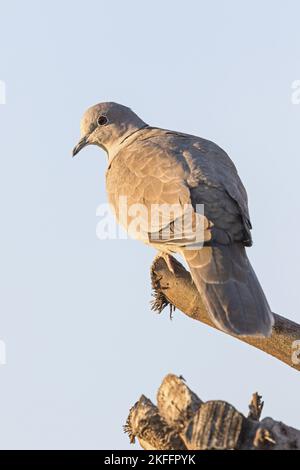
125 374 300 450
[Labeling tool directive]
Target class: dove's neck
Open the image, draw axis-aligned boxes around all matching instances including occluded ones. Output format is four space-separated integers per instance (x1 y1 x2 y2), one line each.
107 123 149 163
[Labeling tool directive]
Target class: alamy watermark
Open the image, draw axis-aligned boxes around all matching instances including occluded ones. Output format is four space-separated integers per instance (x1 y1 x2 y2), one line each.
291 80 300 104
291 340 300 365
96 197 206 248
0 340 6 365
0 80 6 104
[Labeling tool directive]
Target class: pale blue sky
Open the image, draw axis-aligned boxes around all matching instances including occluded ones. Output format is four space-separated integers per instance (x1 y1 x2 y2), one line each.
0 0 300 449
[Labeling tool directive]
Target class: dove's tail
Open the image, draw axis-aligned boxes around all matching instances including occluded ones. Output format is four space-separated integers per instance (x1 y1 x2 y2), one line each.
183 244 274 337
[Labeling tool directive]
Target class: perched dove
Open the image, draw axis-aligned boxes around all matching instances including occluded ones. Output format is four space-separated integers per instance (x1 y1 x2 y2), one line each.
73 102 274 337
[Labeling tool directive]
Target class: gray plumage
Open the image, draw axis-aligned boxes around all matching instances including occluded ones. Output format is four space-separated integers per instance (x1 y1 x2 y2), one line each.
73 102 274 337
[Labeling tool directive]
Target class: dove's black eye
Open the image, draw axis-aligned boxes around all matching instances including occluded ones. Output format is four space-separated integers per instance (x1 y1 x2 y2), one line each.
97 115 108 126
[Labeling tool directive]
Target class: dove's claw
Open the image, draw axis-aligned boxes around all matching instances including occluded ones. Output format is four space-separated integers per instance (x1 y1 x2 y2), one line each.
153 252 176 274
164 253 176 274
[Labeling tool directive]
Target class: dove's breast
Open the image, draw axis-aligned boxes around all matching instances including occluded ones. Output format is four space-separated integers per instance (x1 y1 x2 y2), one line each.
105 136 190 239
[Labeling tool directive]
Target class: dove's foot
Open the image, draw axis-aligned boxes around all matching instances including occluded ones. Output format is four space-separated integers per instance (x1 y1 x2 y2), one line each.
153 252 176 274
150 254 176 319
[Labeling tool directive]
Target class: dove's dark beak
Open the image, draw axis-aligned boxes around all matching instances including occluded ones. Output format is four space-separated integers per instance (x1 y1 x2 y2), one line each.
72 136 89 157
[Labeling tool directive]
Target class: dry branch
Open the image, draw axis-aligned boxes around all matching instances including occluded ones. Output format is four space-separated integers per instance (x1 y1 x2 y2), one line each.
125 374 300 450
151 255 300 371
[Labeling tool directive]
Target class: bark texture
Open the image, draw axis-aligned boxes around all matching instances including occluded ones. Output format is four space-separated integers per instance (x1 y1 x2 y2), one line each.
125 374 300 450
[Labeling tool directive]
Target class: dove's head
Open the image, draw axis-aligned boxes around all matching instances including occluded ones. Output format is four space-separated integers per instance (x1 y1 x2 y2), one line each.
72 102 147 159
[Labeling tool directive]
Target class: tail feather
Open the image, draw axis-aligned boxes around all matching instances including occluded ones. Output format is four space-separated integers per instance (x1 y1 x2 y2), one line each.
184 244 274 337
